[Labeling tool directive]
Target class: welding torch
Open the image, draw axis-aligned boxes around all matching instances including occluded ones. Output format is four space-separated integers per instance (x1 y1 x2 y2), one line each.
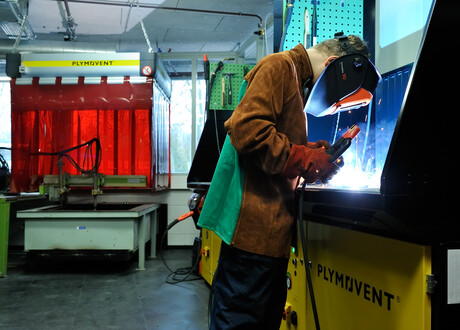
326 124 361 164
166 191 205 230
205 57 234 110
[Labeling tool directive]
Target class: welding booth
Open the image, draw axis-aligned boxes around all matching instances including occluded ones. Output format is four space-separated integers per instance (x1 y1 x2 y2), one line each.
190 0 458 329
286 1 457 329
1 0 458 327
2 51 171 272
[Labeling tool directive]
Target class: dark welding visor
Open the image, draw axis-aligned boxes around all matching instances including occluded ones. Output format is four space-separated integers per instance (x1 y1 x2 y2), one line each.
304 54 381 117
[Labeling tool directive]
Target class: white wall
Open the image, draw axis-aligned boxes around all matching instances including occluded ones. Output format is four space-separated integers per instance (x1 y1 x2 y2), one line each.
166 174 201 246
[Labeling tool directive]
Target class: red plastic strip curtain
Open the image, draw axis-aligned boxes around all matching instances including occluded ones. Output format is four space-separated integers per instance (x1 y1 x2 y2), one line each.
10 77 154 192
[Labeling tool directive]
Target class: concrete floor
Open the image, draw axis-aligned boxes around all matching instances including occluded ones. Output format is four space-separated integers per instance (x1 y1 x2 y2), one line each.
0 249 210 329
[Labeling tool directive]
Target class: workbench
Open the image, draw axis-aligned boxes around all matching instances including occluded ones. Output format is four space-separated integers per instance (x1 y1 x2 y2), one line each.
1 193 47 277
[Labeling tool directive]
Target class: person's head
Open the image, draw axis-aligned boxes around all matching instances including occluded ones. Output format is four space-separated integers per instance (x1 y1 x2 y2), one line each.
312 34 369 58
306 34 369 84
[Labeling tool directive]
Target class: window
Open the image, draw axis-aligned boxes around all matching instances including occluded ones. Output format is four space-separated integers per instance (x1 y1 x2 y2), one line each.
170 80 192 173
170 79 206 174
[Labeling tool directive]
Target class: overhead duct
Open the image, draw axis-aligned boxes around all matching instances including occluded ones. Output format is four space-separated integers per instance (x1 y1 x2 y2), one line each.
0 39 116 58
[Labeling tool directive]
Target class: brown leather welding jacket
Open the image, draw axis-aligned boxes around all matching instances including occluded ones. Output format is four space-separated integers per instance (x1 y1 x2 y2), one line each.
224 44 313 258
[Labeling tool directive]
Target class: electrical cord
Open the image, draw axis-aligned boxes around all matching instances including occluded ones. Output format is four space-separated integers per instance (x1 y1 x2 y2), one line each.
135 0 153 52
159 216 202 285
280 0 295 51
201 182 321 329
207 57 234 155
34 138 102 175
0 147 10 172
298 180 321 330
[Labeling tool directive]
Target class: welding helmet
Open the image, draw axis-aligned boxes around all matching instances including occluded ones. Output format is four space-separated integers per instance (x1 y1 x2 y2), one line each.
304 32 381 117
304 54 381 117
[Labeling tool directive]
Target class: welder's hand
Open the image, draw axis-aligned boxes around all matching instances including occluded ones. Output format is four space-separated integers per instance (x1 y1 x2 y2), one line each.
282 144 339 183
307 140 331 150
335 156 345 168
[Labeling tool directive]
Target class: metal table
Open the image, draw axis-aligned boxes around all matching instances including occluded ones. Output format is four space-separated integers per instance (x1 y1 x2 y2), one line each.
16 203 161 270
1 193 47 277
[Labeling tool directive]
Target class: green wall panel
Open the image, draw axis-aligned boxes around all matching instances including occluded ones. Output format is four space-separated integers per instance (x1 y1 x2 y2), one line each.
282 0 364 51
208 64 254 110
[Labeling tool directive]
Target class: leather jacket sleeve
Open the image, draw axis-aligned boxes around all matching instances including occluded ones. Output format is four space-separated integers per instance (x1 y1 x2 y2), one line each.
224 54 303 176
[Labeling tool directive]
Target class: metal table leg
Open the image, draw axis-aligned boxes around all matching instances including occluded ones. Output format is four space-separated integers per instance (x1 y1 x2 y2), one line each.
137 214 147 271
150 210 157 258
0 200 10 278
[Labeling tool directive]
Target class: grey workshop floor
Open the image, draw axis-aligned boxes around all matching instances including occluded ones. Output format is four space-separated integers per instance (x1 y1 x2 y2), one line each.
0 249 210 330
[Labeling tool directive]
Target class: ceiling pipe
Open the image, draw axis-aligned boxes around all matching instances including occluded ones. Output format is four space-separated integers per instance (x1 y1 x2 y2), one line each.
0 1 265 56
60 0 264 24
58 0 265 36
62 0 77 41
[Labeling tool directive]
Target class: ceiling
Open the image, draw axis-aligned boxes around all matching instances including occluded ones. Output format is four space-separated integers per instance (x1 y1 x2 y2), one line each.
0 0 275 75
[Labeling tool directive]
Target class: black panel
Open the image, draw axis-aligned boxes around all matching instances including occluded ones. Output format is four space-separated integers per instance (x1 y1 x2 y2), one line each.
432 242 460 330
381 0 456 204
187 110 232 189
304 0 458 242
5 53 21 78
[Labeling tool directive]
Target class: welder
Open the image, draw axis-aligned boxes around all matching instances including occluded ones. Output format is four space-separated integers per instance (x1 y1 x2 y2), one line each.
198 33 377 329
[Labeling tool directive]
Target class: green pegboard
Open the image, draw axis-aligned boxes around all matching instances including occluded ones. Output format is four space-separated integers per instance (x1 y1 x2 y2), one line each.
208 63 254 110
282 0 364 51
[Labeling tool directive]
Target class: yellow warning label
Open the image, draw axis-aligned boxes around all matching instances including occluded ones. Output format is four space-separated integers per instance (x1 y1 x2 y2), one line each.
22 59 140 68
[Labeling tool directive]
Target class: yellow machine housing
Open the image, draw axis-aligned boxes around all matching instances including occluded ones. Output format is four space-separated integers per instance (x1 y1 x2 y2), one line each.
199 221 432 329
200 228 221 285
281 221 432 330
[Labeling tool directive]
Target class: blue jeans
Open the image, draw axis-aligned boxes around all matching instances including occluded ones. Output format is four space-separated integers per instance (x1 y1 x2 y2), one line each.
210 243 289 330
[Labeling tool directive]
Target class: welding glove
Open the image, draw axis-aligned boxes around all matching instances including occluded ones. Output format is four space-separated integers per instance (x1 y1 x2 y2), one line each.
307 140 331 150
307 140 345 168
282 144 339 183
